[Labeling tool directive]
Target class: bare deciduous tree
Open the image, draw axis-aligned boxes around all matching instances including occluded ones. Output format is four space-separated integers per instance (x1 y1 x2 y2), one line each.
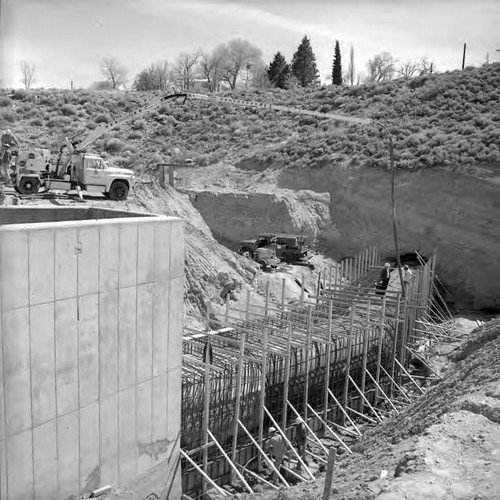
100 57 127 89
174 52 200 90
199 48 226 92
133 60 171 91
20 61 36 90
419 58 433 75
217 39 263 90
366 52 396 82
397 60 420 79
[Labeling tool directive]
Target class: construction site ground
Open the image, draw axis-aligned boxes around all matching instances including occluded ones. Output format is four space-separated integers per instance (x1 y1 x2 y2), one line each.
223 317 500 500
3 184 499 500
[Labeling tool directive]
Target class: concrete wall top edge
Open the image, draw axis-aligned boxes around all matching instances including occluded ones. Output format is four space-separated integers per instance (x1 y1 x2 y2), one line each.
0 214 183 233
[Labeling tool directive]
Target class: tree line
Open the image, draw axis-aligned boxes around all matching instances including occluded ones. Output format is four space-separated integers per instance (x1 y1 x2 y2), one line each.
18 36 434 91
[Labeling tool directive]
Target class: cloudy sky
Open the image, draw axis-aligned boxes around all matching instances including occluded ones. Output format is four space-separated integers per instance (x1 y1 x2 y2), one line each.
0 0 498 89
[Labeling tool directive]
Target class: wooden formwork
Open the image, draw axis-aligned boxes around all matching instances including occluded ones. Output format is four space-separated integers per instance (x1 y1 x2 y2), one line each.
181 248 438 496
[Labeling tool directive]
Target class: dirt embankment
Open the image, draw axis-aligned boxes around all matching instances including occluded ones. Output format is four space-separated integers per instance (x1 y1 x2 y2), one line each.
190 161 500 309
239 318 500 500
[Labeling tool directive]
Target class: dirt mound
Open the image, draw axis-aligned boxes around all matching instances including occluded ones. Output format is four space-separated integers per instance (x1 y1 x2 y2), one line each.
241 318 500 499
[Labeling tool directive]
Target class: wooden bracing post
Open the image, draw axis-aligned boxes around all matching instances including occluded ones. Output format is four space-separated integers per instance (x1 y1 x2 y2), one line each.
282 323 293 431
328 390 361 436
323 301 333 422
307 404 352 454
360 301 371 401
375 295 386 400
365 369 399 413
394 358 425 394
348 376 383 423
181 449 228 497
380 365 413 403
341 305 355 424
404 345 442 380
230 331 246 481
258 327 269 464
207 430 254 494
303 307 313 419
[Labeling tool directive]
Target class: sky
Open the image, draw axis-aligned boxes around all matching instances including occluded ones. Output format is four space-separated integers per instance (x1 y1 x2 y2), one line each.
0 0 498 89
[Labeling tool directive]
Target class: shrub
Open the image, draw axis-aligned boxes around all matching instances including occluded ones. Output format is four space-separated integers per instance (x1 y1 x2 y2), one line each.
131 119 147 130
95 113 112 124
105 138 124 153
0 111 15 123
0 97 11 107
60 104 77 116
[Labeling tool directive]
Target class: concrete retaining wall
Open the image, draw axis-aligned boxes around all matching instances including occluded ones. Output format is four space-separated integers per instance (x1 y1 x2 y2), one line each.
0 210 184 500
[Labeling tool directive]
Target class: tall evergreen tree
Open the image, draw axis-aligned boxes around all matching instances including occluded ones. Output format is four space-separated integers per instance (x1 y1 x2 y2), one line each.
331 40 342 85
267 52 291 89
291 36 320 87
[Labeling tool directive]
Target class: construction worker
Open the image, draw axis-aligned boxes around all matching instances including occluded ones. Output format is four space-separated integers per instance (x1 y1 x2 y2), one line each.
1 129 19 149
266 427 285 473
402 265 415 294
376 262 391 293
0 144 12 183
294 417 308 466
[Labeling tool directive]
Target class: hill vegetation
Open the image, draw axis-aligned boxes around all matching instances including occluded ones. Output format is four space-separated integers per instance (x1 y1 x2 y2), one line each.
0 64 498 177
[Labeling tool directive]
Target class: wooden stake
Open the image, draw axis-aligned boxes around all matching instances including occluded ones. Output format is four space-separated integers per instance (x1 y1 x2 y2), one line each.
322 448 337 500
281 277 286 309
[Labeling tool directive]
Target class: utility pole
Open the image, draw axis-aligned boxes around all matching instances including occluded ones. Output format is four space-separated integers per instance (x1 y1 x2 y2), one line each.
462 42 467 70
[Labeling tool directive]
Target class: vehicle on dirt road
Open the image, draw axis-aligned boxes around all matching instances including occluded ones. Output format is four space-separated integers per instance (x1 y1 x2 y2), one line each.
239 233 314 269
11 147 134 200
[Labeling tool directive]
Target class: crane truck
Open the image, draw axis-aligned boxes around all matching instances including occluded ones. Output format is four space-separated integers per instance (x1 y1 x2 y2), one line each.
9 93 186 200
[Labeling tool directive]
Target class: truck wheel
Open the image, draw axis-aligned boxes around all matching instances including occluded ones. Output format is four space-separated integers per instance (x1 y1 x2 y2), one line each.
17 177 40 195
241 247 253 258
108 180 129 201
258 260 268 270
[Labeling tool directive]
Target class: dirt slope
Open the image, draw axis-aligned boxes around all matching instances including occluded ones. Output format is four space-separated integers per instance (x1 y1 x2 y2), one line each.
238 318 500 500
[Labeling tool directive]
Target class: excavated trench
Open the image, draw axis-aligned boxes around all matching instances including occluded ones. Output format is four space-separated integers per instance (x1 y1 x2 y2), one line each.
188 161 500 310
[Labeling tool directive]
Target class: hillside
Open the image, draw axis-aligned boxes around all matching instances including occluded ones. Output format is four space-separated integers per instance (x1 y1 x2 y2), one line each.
1 64 499 175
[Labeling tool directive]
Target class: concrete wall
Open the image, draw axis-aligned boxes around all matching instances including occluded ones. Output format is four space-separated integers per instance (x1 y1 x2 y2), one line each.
0 212 184 500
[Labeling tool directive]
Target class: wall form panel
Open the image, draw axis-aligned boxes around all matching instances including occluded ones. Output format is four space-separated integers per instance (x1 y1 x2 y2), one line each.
0 215 183 499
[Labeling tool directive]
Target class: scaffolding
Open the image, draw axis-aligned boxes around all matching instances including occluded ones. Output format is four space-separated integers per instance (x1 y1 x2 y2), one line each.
180 247 442 497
